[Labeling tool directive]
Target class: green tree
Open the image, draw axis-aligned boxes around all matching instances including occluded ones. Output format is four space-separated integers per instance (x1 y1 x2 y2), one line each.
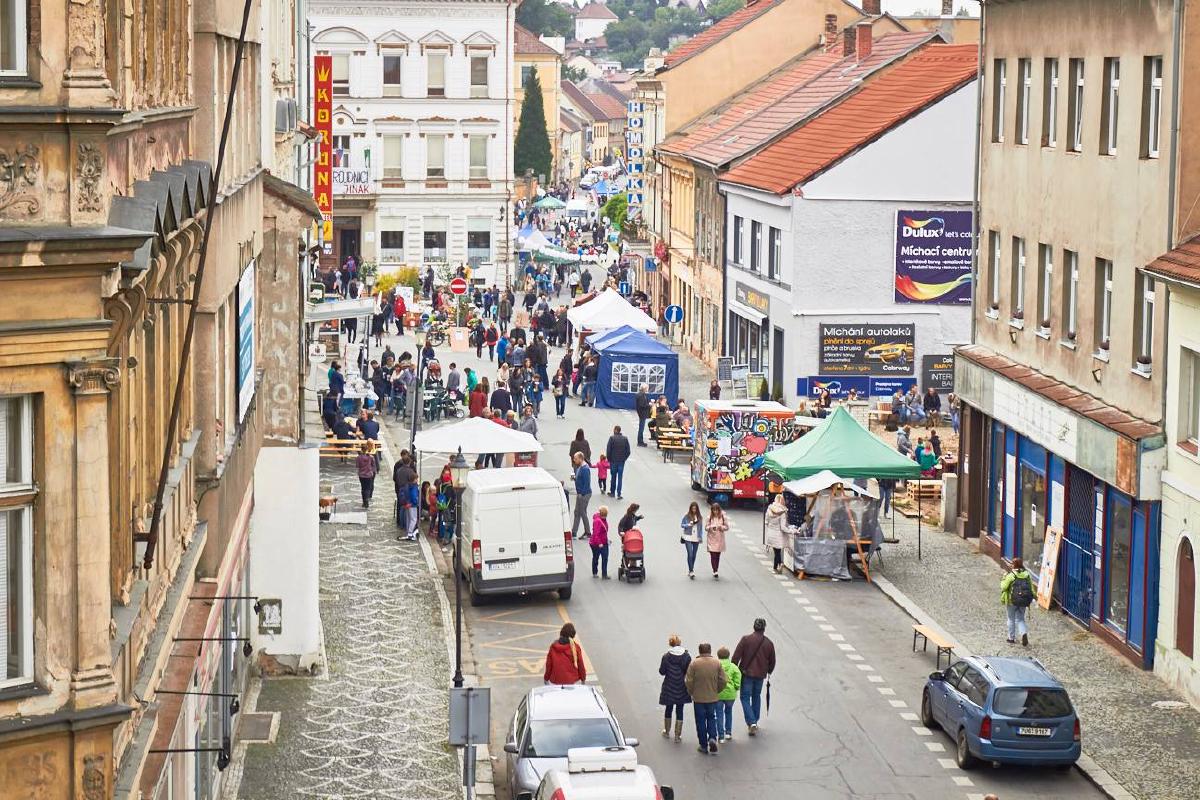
562 64 589 82
516 0 573 37
601 193 628 230
514 69 553 181
706 0 744 21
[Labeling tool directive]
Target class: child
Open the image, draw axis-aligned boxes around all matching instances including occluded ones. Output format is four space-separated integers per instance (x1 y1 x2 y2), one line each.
716 646 743 743
596 454 610 495
527 375 544 417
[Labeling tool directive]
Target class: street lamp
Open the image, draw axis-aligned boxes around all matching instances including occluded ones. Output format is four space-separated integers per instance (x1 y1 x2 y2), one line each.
449 446 471 688
409 327 427 453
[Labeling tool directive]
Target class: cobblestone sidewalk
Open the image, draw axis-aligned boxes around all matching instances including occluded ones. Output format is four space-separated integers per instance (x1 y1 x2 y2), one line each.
875 513 1200 800
237 441 459 800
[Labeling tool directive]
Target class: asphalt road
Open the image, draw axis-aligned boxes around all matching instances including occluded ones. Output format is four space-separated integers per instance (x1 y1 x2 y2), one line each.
411 330 1103 800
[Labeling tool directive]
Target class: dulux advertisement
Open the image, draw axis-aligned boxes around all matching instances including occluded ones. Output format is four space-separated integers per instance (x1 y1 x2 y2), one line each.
894 209 973 305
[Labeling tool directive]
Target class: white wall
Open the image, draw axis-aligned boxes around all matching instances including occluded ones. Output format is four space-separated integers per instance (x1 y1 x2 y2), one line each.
575 16 614 43
251 446 321 672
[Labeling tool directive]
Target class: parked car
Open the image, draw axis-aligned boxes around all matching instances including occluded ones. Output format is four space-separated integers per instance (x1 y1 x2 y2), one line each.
517 746 673 800
921 656 1081 769
505 686 639 799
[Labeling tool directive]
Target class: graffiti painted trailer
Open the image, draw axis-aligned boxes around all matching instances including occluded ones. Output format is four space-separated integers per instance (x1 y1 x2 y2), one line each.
690 400 807 502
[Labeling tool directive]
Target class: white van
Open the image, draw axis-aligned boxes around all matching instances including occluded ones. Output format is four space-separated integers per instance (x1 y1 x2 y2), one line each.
459 467 574 604
565 198 595 224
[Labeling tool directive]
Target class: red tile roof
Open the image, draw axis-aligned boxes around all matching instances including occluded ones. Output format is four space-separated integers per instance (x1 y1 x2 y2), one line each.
585 92 627 121
663 0 785 68
577 1 619 20
660 31 934 166
1144 235 1200 287
514 23 560 56
561 80 609 122
722 43 978 194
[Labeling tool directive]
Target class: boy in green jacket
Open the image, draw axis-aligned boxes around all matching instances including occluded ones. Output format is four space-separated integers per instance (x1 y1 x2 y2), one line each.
716 646 743 743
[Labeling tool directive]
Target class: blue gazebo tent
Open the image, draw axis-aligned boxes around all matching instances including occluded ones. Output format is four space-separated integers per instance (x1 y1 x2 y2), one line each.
594 329 679 410
586 324 641 349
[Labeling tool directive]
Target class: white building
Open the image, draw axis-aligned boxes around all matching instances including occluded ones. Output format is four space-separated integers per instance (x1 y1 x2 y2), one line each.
310 0 515 275
574 2 618 43
718 44 978 406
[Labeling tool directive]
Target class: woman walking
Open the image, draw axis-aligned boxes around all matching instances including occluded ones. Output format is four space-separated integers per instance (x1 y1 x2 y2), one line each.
658 635 692 742
705 503 729 579
552 368 569 419
618 503 643 536
543 623 587 685
568 428 592 470
355 443 377 508
590 506 610 579
680 502 703 579
764 494 793 574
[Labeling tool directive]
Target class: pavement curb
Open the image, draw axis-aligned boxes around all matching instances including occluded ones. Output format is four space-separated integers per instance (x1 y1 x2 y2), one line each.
869 573 1137 800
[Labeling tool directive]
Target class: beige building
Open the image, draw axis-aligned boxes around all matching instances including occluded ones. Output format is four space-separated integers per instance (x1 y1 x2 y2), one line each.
560 107 587 180
515 23 563 180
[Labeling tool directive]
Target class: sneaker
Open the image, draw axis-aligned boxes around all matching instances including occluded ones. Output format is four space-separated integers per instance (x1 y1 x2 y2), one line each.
725 732 733 741
1021 633 1029 647
748 724 758 736
713 572 719 580
592 574 599 579
708 740 718 754
1006 638 1016 644
688 572 695 580
696 745 707 754
602 575 611 580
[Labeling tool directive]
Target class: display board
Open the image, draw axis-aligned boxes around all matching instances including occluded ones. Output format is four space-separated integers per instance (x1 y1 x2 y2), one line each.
921 354 955 392
819 324 915 375
894 209 973 304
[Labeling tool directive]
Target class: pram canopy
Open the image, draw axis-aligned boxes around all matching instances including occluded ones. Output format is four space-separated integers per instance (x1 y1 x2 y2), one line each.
621 528 644 555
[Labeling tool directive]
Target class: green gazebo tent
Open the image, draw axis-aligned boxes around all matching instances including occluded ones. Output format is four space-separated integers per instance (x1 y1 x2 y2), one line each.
762 406 921 480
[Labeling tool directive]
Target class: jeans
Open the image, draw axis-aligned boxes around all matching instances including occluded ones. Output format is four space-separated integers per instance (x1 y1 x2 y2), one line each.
538 365 551 388
359 477 375 506
683 540 699 573
663 702 685 721
740 676 765 726
1006 604 1029 640
590 543 609 577
694 702 719 748
951 410 960 435
581 381 595 405
609 463 624 497
487 344 495 361
555 394 567 416
572 493 592 537
880 485 893 516
719 700 735 737
637 416 647 445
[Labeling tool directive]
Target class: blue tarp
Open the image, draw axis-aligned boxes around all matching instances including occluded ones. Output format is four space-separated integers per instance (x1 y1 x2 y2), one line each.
593 329 679 410
586 324 641 349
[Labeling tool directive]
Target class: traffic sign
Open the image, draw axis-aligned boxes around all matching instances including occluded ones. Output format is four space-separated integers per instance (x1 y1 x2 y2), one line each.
619 281 631 295
449 277 468 295
664 304 684 324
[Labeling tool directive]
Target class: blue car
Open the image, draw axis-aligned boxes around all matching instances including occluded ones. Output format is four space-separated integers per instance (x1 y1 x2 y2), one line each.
921 656 1081 769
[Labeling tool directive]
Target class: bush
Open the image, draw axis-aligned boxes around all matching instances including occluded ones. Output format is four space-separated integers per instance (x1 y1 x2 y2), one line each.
374 273 398 294
395 267 421 291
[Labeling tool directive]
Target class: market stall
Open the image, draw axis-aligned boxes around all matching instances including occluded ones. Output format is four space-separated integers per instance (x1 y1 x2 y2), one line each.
566 287 658 336
592 328 678 410
778 471 881 580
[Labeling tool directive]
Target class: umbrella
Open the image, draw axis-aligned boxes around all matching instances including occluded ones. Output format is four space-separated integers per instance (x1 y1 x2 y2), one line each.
413 417 543 454
533 195 566 210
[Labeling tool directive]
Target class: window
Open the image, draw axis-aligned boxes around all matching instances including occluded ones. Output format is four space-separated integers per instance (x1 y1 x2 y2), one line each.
1068 58 1084 152
1043 58 1059 147
1134 271 1155 371
380 230 404 261
1037 243 1053 330
1143 56 1163 158
992 58 1007 143
383 53 403 97
1101 57 1120 155
332 53 349 96
958 668 991 708
423 228 448 261
1019 463 1047 574
1062 249 1079 340
768 227 781 280
1106 492 1133 630
1016 58 1031 144
382 135 403 179
750 221 762 272
427 52 446 97
520 64 534 87
1010 236 1026 321
0 0 28 75
611 361 666 396
1 395 34 688
993 688 1073 718
470 56 489 98
1181 348 1200 444
1094 258 1113 352
426 134 445 178
469 136 488 180
733 216 744 264
467 229 491 266
332 134 351 168
988 230 1001 310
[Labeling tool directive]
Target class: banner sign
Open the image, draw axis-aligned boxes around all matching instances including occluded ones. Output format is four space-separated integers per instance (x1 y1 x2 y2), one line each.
314 55 333 241
808 376 870 399
921 354 955 392
333 167 371 195
237 259 256 422
819 323 915 375
894 209 973 304
626 100 644 207
869 377 916 398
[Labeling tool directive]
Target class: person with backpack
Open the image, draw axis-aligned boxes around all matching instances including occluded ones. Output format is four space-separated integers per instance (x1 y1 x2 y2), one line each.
1001 557 1036 646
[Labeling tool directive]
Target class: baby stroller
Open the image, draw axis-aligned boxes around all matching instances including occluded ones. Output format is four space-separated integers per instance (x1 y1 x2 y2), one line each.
617 528 646 583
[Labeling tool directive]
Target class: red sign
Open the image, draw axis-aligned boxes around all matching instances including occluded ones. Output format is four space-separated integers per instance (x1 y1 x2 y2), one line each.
313 55 333 238
449 277 468 296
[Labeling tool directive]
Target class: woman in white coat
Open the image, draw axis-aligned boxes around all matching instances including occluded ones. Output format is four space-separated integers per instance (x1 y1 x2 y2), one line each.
764 494 795 574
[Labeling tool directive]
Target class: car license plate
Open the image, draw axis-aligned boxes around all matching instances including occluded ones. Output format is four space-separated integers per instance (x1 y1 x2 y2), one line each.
487 560 518 571
1018 726 1052 737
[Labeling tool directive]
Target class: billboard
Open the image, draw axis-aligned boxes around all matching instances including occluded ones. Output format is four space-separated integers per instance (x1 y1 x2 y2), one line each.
921 354 955 392
313 55 333 241
819 323 915 375
808 376 870 399
894 209 973 304
237 260 256 422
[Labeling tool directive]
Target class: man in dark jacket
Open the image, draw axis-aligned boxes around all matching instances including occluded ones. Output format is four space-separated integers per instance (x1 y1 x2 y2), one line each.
392 455 418 539
731 618 776 736
922 387 942 424
571 452 593 539
605 425 632 499
634 385 652 447
489 382 513 416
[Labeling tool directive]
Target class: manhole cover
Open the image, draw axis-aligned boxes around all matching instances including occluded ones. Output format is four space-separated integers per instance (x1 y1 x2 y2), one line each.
1151 700 1189 710
239 712 276 742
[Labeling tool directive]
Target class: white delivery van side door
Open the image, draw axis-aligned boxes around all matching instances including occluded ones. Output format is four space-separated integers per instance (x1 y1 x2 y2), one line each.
474 490 527 582
518 487 569 579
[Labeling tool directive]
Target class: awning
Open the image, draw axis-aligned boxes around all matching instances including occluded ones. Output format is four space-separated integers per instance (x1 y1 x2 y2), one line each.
413 417 543 454
783 469 877 499
728 299 767 324
304 298 375 323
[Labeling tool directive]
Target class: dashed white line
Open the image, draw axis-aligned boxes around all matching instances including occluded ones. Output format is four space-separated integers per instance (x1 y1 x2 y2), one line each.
811 615 827 621
846 653 864 662
937 758 957 770
877 687 896 696
786 588 804 595
925 742 946 753
819 624 836 632
867 675 885 683
889 700 908 708
900 712 919 721
836 643 856 651
804 606 819 613
855 664 875 672
911 727 933 737
829 633 846 642
952 776 975 787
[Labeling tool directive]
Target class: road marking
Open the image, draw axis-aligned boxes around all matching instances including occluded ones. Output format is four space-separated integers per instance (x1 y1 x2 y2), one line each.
819 624 836 631
846 653 864 661
889 700 908 708
937 758 957 770
952 776 974 787
868 675 885 683
836 643 856 651
925 742 946 752
556 601 596 680
878 687 896 696
787 588 804 595
829 633 846 642
900 712 919 721
811 615 827 621
911 727 933 736
804 606 819 613
794 597 807 604
855 664 875 671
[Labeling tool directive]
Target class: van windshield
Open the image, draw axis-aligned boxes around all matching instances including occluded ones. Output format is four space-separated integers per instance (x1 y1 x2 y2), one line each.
524 719 619 757
992 687 1073 718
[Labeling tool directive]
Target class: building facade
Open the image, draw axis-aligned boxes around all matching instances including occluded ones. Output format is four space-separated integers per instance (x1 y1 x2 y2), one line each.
309 0 516 276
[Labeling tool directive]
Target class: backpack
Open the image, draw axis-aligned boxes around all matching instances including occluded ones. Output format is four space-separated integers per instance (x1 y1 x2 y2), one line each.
1010 573 1034 608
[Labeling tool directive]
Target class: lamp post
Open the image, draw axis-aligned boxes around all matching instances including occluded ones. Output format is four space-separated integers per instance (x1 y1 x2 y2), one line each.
449 446 471 688
409 327 427 453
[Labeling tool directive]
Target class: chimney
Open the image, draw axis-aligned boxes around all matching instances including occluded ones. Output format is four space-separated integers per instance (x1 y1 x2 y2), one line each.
842 26 856 57
863 0 881 15
942 0 954 15
824 13 838 43
855 21 873 61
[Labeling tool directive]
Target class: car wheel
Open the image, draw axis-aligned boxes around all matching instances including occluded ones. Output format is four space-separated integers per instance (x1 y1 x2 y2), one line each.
469 585 485 606
558 587 572 601
955 729 976 769
920 690 938 729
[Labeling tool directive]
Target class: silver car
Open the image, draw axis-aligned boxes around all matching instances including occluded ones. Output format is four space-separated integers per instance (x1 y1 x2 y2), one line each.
504 685 639 798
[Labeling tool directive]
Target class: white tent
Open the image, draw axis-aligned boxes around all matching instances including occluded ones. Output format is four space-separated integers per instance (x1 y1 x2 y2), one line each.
517 227 550 251
566 288 657 333
413 417 543 454
782 469 877 500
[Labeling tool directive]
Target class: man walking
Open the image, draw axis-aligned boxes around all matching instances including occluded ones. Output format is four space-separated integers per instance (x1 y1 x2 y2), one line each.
571 452 593 539
684 643 727 755
605 425 631 499
1001 557 1036 646
635 384 651 447
731 618 776 736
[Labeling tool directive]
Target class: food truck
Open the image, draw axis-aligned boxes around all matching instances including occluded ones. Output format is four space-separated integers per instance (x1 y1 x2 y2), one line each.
690 400 810 502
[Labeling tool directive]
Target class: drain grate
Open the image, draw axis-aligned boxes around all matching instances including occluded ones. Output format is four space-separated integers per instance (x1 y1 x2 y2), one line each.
239 711 277 742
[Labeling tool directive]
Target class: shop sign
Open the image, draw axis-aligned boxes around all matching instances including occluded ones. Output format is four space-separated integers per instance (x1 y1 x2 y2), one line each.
894 209 973 305
819 323 915 375
808 376 870 399
869 377 916 397
921 354 955 392
734 282 770 315
333 168 372 195
236 260 256 422
313 55 333 238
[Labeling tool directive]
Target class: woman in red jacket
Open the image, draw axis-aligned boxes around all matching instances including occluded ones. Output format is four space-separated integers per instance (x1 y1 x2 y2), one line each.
468 383 486 418
543 623 586 685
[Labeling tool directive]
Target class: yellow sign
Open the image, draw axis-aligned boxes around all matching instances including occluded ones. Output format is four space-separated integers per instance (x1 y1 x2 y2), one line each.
322 219 333 240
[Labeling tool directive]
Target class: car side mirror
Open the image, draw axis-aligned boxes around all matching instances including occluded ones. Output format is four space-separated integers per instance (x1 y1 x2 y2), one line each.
624 737 639 748
660 788 675 800
503 742 519 754
929 671 945 681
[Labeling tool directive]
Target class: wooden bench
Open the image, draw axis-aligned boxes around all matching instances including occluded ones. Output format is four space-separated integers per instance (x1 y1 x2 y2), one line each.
906 479 943 502
866 402 893 431
661 443 692 463
912 624 956 669
320 438 379 459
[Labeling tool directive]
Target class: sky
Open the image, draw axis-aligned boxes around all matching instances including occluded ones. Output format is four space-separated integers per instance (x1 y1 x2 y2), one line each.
871 0 979 15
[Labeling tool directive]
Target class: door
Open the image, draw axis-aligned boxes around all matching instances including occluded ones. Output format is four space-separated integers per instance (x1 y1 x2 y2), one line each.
336 224 361 267
932 661 968 725
1061 467 1096 622
772 327 784 399
475 492 527 582
519 488 570 579
1178 539 1195 659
